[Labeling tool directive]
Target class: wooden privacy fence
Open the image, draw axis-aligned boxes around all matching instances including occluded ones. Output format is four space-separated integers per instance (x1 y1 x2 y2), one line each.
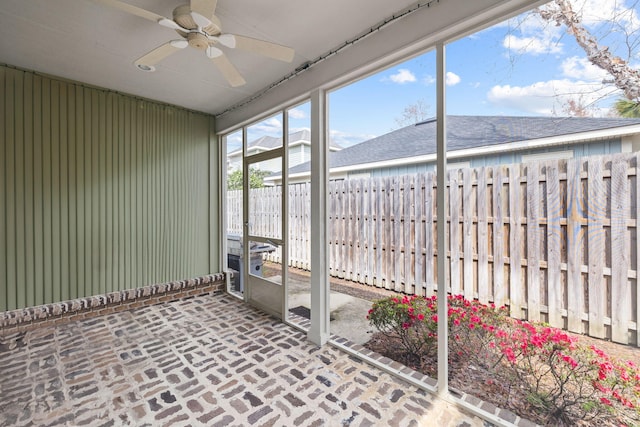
227 152 640 346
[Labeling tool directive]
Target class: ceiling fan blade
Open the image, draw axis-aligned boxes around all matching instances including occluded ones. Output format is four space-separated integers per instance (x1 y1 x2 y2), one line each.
210 54 246 87
134 41 185 67
231 35 295 63
93 0 166 23
191 12 212 29
210 34 236 48
191 0 218 19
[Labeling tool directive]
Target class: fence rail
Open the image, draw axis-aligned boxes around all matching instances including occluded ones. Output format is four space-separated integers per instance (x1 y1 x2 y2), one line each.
228 153 640 346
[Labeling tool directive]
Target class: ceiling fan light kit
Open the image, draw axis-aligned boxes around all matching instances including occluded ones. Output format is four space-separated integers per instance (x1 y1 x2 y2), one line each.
95 0 295 86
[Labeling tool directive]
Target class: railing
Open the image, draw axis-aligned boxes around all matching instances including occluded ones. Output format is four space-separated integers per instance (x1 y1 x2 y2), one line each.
228 152 640 346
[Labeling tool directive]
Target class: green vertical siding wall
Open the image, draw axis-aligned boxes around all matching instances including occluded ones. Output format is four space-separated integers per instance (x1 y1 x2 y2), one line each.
0 65 217 311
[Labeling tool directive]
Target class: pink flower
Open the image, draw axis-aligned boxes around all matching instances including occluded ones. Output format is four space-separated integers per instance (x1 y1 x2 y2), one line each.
560 353 578 369
431 314 438 323
530 334 545 348
620 370 630 382
502 347 516 363
600 397 612 406
417 313 425 321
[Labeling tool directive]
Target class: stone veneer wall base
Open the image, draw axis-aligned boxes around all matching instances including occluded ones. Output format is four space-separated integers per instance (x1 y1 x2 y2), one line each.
0 273 226 337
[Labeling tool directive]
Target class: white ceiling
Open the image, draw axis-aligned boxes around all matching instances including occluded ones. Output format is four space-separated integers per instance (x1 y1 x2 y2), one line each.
0 0 421 115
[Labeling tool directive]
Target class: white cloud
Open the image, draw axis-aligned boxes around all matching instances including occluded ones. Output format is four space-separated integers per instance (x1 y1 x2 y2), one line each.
487 79 619 115
446 72 461 86
251 117 282 134
560 56 609 81
573 0 640 29
330 129 376 148
423 75 436 85
288 108 307 119
502 34 563 55
388 68 416 84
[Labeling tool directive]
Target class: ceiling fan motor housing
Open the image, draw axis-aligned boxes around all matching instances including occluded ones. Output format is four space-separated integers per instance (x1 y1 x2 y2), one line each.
173 4 221 35
187 32 210 50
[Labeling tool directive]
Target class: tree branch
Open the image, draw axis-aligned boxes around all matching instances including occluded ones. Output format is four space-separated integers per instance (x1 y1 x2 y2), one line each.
538 0 640 101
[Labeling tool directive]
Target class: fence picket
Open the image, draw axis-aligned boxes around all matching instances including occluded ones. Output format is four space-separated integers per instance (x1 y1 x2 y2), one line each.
566 158 584 334
384 178 392 289
375 177 383 287
632 154 640 347
493 167 505 306
414 174 424 295
404 176 413 294
587 158 606 338
392 177 402 292
425 173 435 296
347 179 355 281
611 157 630 344
546 161 563 329
477 167 489 304
463 169 474 300
636 153 640 346
508 165 523 318
364 179 372 285
526 164 541 322
329 180 337 276
449 170 461 295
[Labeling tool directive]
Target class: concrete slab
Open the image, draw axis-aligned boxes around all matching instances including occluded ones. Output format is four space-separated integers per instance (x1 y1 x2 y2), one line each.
286 276 375 345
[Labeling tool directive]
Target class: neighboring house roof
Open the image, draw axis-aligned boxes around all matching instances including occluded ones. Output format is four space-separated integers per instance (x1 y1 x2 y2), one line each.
228 129 341 157
286 115 640 175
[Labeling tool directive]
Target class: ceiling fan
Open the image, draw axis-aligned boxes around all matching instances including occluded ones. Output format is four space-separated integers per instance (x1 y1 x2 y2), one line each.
94 0 295 87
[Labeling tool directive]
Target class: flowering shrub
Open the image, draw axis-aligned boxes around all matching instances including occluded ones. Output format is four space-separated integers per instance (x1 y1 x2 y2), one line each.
367 295 438 357
492 320 613 424
367 294 640 426
446 294 509 373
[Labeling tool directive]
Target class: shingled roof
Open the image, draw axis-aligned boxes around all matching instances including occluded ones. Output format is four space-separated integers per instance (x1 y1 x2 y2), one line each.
245 129 341 151
287 115 640 174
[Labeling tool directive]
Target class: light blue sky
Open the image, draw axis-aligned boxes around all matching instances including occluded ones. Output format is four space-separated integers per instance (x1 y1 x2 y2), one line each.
235 0 638 149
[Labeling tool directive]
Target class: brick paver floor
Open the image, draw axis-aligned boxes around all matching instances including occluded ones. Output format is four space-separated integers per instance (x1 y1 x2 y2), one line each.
0 292 492 426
